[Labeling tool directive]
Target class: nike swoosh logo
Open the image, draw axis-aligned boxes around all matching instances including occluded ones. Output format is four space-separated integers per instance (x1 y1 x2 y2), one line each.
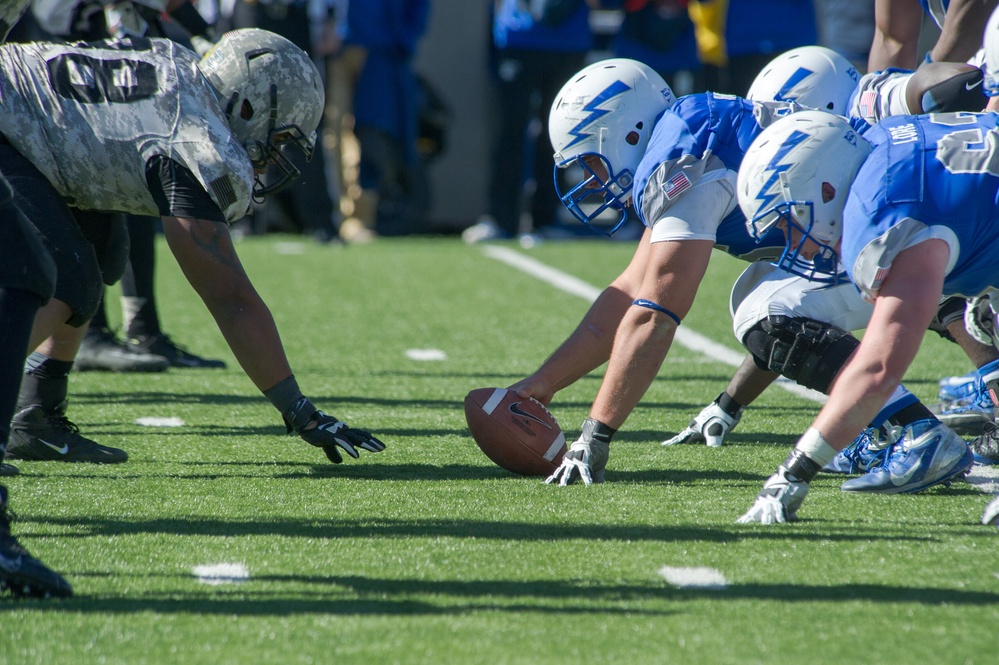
966 79 982 91
39 439 69 455
508 402 552 429
890 462 921 486
0 551 23 572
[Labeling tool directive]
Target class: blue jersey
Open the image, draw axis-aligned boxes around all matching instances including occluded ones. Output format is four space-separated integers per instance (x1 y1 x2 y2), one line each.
842 112 999 300
920 0 948 29
632 92 792 261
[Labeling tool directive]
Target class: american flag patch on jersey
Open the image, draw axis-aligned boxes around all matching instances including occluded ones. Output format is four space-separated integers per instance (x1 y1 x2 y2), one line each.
858 90 877 119
663 172 692 200
210 175 237 212
871 265 889 290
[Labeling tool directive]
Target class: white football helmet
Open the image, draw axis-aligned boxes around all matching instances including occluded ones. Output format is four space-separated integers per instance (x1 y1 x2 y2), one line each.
548 58 675 234
737 110 871 282
199 28 325 199
747 46 860 114
984 5 999 95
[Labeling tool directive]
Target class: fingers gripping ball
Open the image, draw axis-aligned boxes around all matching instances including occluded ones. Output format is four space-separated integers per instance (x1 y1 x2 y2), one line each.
464 388 567 476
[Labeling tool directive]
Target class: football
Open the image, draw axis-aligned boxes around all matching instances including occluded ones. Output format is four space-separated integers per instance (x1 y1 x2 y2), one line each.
464 387 567 476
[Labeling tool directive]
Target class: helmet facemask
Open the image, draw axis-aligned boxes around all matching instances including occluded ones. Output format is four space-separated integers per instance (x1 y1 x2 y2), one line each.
750 173 842 283
555 148 636 236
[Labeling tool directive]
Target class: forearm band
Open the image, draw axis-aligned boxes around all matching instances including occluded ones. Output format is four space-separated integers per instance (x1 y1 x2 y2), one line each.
632 299 681 326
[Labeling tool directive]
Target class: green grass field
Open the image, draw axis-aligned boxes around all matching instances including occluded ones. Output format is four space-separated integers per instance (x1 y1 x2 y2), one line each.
2 235 997 665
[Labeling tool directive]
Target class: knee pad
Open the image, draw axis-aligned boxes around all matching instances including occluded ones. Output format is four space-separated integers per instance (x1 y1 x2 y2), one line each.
928 296 967 343
743 315 860 393
74 210 130 285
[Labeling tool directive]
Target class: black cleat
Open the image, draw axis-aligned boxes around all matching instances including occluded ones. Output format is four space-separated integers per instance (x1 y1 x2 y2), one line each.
75 326 169 373
0 486 72 599
0 463 18 477
128 333 227 369
7 401 128 464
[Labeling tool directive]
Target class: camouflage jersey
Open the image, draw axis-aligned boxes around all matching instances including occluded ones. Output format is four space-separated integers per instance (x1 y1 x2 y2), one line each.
0 36 254 222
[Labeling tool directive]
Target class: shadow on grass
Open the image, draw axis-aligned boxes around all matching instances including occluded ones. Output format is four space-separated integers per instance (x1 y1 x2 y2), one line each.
3 572 997 615
22 515 940 546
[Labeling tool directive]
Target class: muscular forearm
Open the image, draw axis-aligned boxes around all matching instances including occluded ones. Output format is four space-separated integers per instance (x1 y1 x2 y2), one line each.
591 307 677 429
535 285 635 395
207 292 293 392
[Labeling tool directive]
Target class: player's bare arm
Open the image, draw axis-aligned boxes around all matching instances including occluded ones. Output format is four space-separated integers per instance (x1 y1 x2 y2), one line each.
160 214 292 392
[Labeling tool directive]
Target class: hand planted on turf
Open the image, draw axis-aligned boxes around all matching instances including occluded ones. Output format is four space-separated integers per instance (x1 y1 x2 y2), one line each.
284 397 386 463
662 400 741 448
736 466 809 524
545 438 609 486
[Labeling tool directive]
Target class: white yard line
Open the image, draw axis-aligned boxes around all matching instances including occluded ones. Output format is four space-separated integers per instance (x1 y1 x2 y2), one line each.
483 245 997 494
193 563 250 585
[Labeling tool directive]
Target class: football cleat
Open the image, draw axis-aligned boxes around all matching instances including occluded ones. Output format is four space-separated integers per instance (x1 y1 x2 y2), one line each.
822 427 891 474
7 402 128 464
663 399 742 448
840 419 973 494
968 423 999 465
983 494 999 528
75 326 169 373
128 333 227 369
0 485 73 599
937 371 977 405
935 384 995 436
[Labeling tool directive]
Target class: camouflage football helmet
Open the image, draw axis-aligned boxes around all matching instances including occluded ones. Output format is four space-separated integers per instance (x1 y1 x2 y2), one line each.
199 28 325 198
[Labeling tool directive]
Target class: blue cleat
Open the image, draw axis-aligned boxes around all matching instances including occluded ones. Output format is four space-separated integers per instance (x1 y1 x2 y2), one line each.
823 427 891 474
936 383 995 435
840 420 974 494
937 371 976 405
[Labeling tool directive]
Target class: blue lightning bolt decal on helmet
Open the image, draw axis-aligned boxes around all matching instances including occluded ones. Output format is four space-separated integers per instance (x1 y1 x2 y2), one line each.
747 46 859 114
738 110 871 283
563 80 633 151
549 58 675 235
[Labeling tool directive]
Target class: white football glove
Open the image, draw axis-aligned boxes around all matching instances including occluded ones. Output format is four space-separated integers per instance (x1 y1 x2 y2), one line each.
736 466 810 524
983 494 999 528
663 400 742 448
545 438 609 486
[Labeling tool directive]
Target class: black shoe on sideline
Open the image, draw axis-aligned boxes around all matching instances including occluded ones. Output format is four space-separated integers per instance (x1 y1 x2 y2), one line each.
129 333 227 369
75 326 169 373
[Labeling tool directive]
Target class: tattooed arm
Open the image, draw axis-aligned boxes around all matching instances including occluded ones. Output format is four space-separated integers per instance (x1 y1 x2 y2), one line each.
161 215 293 391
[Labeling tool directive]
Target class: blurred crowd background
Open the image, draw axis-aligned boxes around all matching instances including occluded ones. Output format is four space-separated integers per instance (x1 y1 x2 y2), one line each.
134 0 943 245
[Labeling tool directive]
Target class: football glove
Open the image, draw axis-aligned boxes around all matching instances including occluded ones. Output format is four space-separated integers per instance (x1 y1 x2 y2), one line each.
736 466 810 524
983 494 999 528
663 399 742 448
283 397 386 464
545 418 612 486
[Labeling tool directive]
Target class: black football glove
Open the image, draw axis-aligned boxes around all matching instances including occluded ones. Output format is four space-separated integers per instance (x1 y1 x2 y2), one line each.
283 396 386 463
